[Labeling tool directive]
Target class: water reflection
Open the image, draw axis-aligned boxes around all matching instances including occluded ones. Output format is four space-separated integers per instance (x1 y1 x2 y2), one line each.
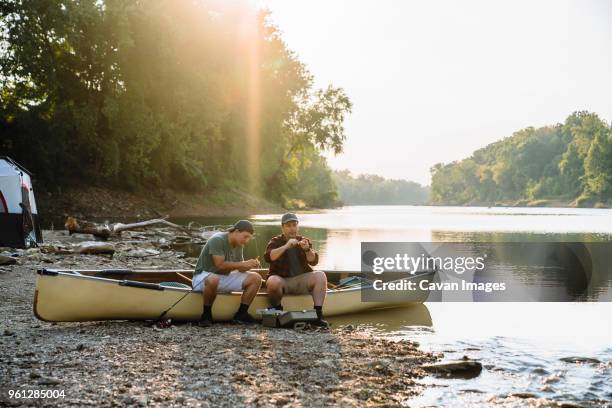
254 205 612 235
327 304 433 331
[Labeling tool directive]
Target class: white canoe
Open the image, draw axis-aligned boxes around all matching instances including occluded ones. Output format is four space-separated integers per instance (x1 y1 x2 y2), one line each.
34 268 432 322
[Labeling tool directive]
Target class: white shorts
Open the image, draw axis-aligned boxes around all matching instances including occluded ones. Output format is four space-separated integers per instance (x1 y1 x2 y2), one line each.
192 270 248 293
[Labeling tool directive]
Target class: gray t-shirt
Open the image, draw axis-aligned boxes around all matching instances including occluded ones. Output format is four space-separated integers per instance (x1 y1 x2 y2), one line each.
194 232 243 276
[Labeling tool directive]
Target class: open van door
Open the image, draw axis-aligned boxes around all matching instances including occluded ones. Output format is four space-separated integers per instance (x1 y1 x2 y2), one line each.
0 156 43 248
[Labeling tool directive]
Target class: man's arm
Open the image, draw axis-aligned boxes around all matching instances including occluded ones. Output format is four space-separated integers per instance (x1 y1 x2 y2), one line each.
300 238 318 265
212 255 256 273
208 237 255 272
263 239 276 263
305 247 317 264
267 239 299 262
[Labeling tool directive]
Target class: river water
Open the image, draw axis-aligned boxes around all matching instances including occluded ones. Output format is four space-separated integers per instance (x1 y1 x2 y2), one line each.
175 205 612 407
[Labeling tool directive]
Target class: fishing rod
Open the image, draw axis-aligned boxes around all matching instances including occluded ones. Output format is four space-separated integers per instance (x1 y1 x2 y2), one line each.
156 278 204 322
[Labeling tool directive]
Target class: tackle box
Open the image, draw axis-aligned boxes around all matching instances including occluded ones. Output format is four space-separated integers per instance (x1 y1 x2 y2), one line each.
257 309 284 328
278 309 318 327
256 309 318 328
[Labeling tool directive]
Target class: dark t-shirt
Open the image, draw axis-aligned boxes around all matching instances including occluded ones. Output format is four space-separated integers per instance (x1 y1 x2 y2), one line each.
264 234 319 278
286 247 303 277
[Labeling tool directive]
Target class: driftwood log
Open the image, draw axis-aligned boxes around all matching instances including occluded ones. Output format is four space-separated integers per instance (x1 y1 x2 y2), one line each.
0 254 17 265
39 242 115 256
74 242 116 255
65 217 196 240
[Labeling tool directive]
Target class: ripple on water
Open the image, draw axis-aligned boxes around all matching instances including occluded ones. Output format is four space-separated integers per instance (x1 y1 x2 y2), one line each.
396 328 611 407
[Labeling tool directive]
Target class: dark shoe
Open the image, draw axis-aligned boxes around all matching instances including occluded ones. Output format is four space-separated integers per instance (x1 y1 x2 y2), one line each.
310 319 330 328
232 312 258 325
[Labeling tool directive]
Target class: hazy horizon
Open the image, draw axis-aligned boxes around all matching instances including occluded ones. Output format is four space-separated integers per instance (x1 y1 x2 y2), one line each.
258 0 612 185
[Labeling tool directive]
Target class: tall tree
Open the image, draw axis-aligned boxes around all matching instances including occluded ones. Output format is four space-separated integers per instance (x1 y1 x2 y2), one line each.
1 0 352 208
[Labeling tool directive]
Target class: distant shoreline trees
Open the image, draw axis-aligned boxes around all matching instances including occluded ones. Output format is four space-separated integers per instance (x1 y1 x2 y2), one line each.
430 112 612 207
333 170 429 205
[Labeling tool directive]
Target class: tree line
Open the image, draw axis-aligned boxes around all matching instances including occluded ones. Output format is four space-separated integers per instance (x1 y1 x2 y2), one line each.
0 0 351 209
333 170 429 205
430 111 612 207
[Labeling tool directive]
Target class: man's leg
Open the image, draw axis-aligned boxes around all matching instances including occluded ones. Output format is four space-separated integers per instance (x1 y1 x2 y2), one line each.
200 273 220 326
232 271 262 323
240 271 262 305
308 271 329 327
308 270 327 307
266 275 286 309
283 271 329 326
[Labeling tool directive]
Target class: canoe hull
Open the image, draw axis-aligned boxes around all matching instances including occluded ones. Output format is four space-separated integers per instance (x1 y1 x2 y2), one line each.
34 270 431 322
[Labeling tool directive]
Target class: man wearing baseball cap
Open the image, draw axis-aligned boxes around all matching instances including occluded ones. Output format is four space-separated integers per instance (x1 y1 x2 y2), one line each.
264 213 329 327
193 220 261 326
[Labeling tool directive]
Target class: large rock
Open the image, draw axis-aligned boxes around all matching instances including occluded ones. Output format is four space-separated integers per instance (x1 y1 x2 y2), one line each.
422 359 483 379
0 255 17 265
559 356 601 364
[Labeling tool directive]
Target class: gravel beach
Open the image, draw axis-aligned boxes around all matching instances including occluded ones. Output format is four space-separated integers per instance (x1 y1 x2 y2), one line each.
0 230 437 407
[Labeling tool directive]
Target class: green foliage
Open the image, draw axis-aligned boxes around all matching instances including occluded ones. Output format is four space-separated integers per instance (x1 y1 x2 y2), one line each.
430 111 611 206
0 0 351 208
333 170 429 205
264 85 352 202
294 152 340 208
584 130 612 199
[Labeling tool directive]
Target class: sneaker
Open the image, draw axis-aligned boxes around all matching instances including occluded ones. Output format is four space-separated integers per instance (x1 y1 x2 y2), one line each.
310 319 330 328
232 312 258 325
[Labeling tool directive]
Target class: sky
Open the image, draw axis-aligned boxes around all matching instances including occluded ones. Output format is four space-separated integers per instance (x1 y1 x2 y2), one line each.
257 0 612 185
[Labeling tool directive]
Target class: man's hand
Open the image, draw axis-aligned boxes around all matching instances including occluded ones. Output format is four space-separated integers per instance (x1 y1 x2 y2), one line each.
240 259 260 271
299 239 310 251
286 238 299 248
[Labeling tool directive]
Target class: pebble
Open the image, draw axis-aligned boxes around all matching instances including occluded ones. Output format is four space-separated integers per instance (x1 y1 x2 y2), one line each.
38 376 62 385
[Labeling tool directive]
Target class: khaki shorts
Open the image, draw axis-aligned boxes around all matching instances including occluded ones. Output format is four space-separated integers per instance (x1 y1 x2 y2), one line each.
192 270 248 293
274 271 319 295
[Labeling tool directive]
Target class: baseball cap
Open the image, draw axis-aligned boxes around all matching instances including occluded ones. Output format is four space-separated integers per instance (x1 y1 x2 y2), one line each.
281 213 299 224
227 220 255 234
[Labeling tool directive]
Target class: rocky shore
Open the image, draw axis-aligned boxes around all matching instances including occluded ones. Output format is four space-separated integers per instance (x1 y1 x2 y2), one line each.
0 230 439 407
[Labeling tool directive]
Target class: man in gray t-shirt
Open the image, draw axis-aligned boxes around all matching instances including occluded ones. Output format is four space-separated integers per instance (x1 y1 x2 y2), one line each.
194 231 245 275
193 220 261 326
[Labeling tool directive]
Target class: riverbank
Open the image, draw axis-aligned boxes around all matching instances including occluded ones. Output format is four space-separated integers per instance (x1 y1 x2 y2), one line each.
35 186 285 223
502 198 610 209
0 230 439 407
430 198 611 209
34 185 611 227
